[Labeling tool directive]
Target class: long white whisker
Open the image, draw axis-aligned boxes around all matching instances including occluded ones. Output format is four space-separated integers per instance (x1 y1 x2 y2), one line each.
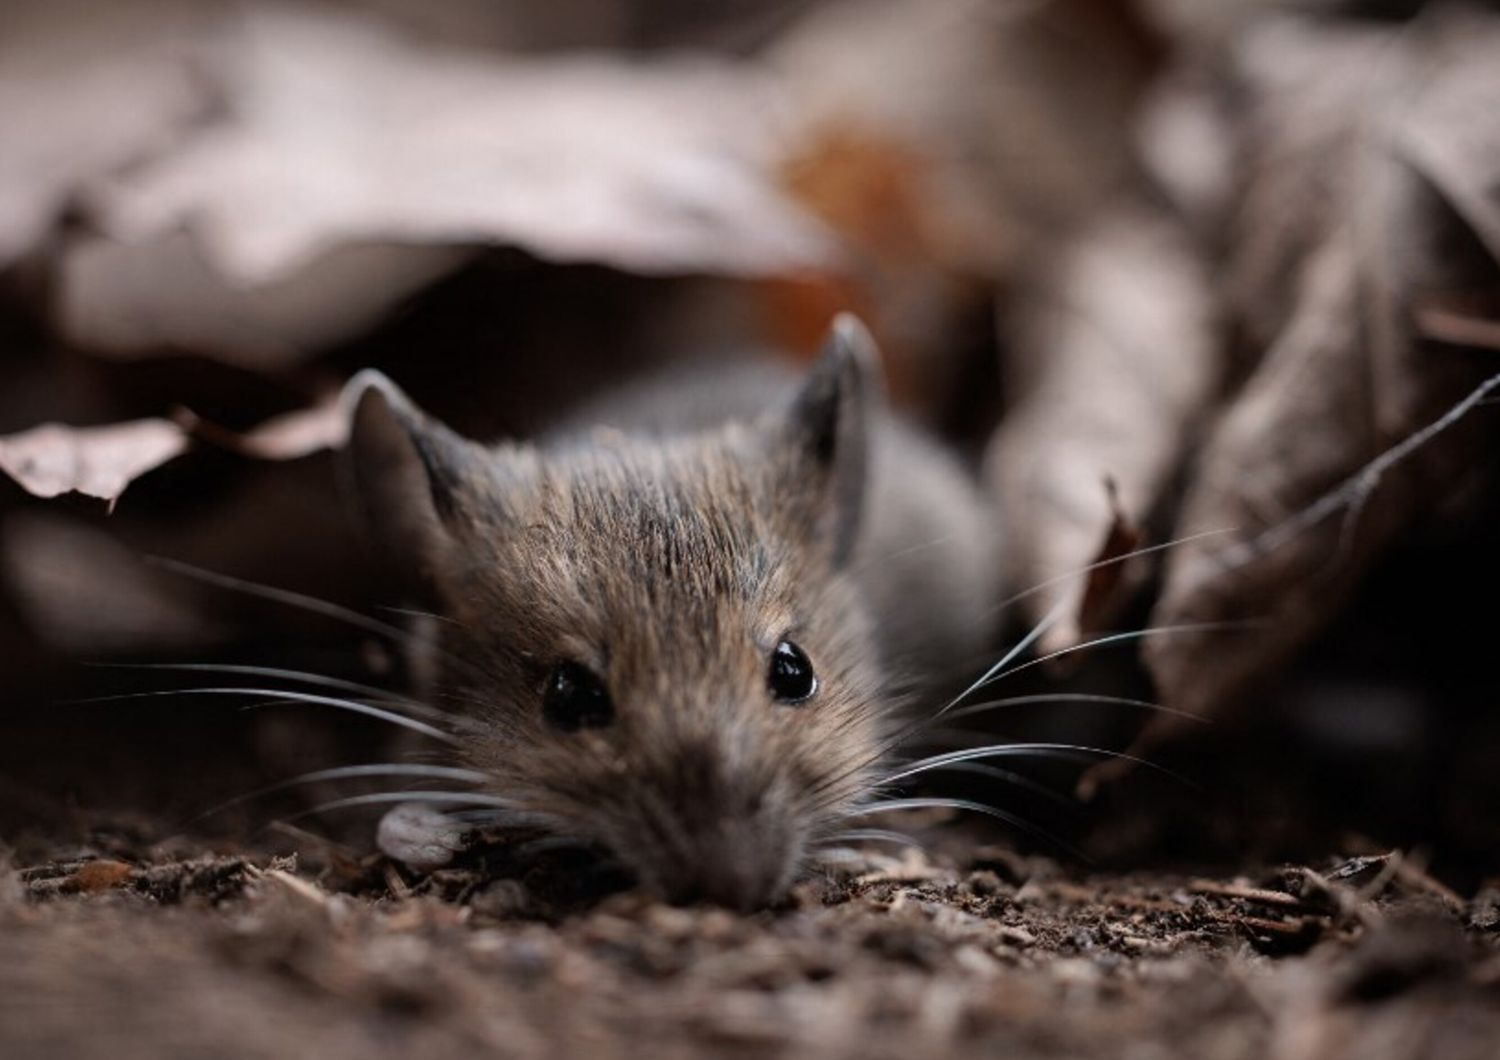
90 662 431 710
988 527 1239 618
945 692 1207 725
192 764 490 822
880 742 1196 789
91 662 488 733
931 762 1077 808
289 790 518 821
972 622 1249 693
931 593 1074 722
147 557 417 643
805 595 1078 810
143 557 491 683
69 687 457 743
840 797 1088 861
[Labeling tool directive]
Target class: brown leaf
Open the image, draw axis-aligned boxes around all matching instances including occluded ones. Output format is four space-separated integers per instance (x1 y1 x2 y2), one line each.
1414 304 1500 351
0 418 188 503
59 233 469 370
1075 479 1144 638
59 5 834 365
1143 8 1500 732
72 860 135 894
0 0 209 266
0 390 350 504
985 202 1218 650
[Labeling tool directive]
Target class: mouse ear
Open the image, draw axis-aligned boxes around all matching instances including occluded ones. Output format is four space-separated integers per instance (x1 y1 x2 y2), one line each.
340 370 486 581
777 313 882 567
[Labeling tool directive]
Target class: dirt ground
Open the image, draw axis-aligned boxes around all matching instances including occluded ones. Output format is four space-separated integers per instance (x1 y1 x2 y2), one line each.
3 819 1497 1060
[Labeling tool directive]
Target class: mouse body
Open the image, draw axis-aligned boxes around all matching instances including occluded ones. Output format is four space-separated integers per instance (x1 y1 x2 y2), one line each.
347 316 1001 908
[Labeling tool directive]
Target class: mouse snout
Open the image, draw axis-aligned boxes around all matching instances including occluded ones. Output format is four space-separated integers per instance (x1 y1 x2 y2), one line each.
609 767 804 910
642 812 799 911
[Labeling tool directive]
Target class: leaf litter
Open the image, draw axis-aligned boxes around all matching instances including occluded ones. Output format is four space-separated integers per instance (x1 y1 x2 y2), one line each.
2 826 1497 1060
2 3 1500 1059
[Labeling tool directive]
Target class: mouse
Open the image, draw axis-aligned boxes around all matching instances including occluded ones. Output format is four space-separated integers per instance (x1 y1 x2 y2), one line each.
344 314 1001 909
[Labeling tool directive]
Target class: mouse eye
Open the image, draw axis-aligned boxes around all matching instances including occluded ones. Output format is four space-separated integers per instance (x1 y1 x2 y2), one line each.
542 662 614 732
768 640 817 704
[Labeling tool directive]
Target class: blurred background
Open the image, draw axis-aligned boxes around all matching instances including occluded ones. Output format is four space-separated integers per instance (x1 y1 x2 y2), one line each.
2 0 1500 882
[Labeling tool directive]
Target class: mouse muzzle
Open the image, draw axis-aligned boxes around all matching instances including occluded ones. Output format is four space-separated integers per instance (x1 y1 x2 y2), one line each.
594 753 808 911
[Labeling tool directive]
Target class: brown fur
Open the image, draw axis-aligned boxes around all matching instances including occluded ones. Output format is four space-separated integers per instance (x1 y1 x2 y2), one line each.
346 316 999 908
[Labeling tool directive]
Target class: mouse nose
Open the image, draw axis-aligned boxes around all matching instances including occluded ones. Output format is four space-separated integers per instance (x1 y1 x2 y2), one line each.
642 815 798 911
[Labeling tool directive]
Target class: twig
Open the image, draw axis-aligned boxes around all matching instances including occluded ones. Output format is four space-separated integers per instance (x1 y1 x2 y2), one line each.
1223 369 1500 570
1189 879 1309 911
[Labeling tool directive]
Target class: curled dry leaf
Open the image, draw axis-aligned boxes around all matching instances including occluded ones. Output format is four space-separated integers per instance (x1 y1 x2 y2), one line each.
0 419 188 504
61 3 834 365
1075 479 1144 639
760 0 1160 416
60 233 469 370
0 388 350 503
985 202 1218 651
1142 7 1500 735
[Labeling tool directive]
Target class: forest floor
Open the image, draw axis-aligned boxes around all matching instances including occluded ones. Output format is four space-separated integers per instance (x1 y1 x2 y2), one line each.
3 821 1498 1060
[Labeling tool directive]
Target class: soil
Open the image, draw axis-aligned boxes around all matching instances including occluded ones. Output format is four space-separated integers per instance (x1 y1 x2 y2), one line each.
3 820 1497 1060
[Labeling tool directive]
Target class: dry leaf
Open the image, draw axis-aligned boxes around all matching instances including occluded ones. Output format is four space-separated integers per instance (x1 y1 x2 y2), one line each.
72 860 135 894
0 419 188 503
0 389 350 503
59 232 469 369
1075 479 1144 638
758 0 1160 419
985 202 1218 650
1143 8 1500 733
58 4 834 365
0 0 211 266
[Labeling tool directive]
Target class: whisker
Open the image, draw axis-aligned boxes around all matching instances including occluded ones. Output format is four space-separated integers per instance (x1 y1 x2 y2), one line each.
817 540 1244 814
92 662 490 734
191 763 490 823
969 621 1251 695
143 557 492 684
879 742 1198 790
803 597 1074 812
88 661 433 711
288 790 519 821
839 796 1089 861
818 828 926 850
851 533 956 576
934 594 1074 722
930 762 1077 809
811 620 1234 817
944 692 1207 725
986 527 1239 619
379 606 461 627
146 556 416 642
68 687 458 743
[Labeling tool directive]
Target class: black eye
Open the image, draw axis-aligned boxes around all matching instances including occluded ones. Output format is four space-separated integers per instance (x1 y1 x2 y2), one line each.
768 640 817 704
542 662 614 732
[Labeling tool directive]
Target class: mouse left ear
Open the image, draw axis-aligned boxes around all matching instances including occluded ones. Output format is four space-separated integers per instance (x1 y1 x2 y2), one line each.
776 313 882 567
340 370 488 584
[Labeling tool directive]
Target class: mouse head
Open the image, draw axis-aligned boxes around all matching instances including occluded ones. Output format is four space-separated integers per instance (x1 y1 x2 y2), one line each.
345 316 891 909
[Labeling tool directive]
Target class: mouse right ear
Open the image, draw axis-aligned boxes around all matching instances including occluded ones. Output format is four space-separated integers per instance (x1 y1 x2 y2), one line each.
340 370 485 581
775 313 883 568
